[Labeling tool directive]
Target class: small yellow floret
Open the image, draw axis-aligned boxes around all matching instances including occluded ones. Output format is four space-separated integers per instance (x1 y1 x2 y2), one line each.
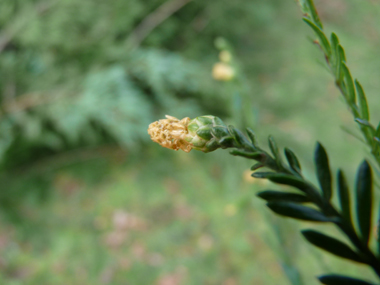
148 115 192 152
212 62 235 81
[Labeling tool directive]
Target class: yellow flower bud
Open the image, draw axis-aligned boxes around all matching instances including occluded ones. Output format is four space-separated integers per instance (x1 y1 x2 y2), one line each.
148 115 227 153
147 115 192 152
212 62 235 81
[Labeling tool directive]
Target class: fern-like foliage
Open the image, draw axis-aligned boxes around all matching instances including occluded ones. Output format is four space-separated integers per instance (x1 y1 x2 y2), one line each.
297 0 380 169
0 0 234 169
0 48 229 169
192 120 380 284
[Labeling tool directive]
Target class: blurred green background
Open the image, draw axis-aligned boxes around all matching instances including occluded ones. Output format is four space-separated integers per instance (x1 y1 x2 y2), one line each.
0 0 380 284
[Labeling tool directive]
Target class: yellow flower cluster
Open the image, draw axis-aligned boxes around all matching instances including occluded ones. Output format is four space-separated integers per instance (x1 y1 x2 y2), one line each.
147 115 192 152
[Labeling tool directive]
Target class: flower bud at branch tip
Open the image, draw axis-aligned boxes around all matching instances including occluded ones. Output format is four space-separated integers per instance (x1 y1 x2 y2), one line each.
148 115 228 153
147 115 192 152
212 63 235 81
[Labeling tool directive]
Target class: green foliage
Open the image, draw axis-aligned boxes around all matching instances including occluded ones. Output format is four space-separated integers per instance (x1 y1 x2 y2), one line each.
302 18 331 56
196 115 380 282
0 49 228 168
318 275 375 285
337 170 352 226
284 148 302 176
314 143 332 201
302 230 364 264
1 0 380 284
257 190 310 203
355 160 373 245
298 0 380 168
0 0 235 169
266 202 332 222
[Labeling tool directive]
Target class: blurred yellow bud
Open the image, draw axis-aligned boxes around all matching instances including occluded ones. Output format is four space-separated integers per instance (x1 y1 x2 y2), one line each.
219 51 232 63
212 62 235 81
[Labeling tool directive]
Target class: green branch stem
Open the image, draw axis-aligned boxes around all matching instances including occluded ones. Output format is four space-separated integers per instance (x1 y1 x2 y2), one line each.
298 0 380 169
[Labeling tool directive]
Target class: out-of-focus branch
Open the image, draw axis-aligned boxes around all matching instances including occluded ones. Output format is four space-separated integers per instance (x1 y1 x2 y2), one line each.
6 145 127 176
0 1 57 54
0 91 65 119
127 0 192 48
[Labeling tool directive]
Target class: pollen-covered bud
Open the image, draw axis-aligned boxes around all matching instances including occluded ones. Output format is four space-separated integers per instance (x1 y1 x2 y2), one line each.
148 115 232 153
147 115 192 152
212 62 235 81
